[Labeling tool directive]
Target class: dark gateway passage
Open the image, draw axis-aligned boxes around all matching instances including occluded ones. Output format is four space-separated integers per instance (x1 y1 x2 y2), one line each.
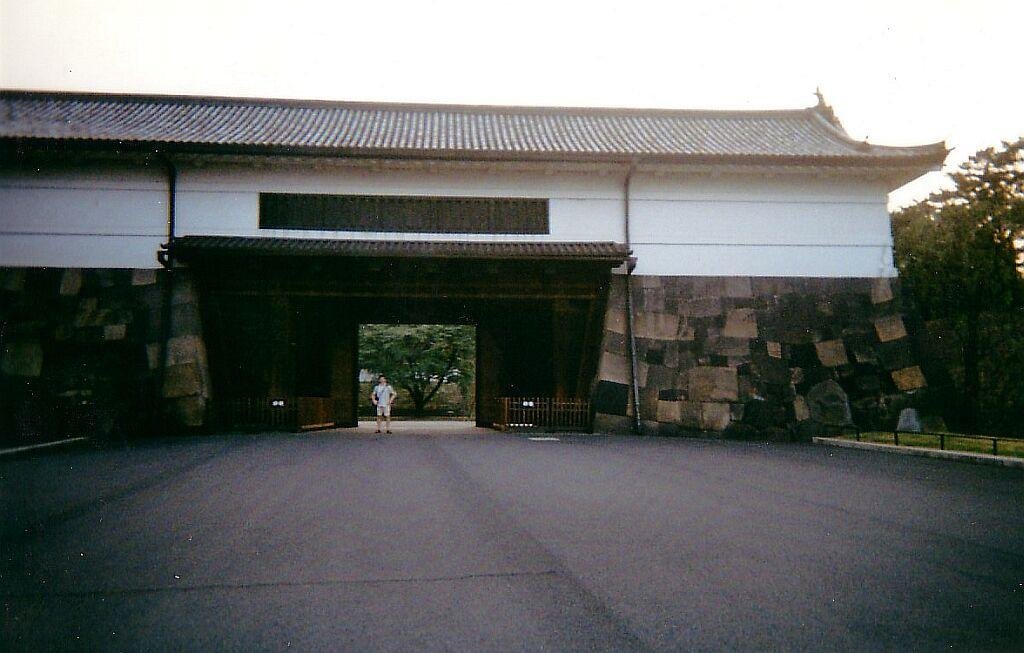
175 237 628 431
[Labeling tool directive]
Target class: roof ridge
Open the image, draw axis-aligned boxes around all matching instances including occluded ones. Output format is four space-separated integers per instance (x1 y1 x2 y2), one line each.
0 88 817 119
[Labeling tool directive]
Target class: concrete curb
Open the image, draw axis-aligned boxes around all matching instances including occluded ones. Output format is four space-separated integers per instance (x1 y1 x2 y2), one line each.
0 437 89 458
813 437 1024 470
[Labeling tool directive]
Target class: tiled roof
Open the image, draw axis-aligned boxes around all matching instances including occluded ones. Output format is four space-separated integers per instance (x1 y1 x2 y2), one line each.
0 91 947 165
173 236 631 262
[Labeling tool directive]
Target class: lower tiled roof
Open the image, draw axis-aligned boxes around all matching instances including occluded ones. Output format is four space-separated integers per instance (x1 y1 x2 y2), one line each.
173 236 631 262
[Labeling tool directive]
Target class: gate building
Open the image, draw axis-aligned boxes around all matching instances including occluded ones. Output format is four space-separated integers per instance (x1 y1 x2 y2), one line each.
0 91 946 439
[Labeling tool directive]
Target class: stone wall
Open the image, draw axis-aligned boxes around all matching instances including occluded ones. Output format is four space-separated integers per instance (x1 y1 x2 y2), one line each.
0 267 210 445
593 275 927 439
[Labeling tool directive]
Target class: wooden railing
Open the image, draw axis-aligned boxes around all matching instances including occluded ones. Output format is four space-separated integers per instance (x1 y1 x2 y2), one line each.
216 397 343 432
496 397 591 432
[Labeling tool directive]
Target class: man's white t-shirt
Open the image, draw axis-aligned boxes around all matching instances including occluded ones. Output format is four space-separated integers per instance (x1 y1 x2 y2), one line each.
373 383 395 407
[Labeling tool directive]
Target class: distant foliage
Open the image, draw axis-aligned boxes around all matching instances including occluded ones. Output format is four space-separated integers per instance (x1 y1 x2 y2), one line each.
892 138 1024 433
359 324 475 417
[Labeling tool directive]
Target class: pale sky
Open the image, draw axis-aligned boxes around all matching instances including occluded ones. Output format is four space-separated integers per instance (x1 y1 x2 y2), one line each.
3 0 1022 208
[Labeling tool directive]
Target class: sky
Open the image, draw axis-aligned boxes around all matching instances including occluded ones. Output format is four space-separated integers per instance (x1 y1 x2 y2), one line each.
3 0 1022 208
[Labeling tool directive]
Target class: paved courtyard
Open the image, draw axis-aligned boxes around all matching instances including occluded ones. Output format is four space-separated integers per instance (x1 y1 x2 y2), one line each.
2 422 1022 651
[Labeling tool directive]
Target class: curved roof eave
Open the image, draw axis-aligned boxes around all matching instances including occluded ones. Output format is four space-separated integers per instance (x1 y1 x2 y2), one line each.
1 134 950 169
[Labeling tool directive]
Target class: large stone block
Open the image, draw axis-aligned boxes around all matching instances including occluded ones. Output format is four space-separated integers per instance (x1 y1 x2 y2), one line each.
171 396 207 428
636 361 649 388
645 364 677 390
634 312 680 340
639 386 660 421
844 332 878 364
163 362 203 398
700 402 732 431
761 294 830 344
170 302 204 337
658 387 686 401
806 379 852 426
722 277 754 299
59 269 82 296
679 401 702 428
131 269 158 286
873 315 907 343
95 269 118 288
871 278 894 304
742 397 787 428
814 339 849 367
892 366 927 391
605 308 627 335
593 381 629 416
640 275 663 288
1 268 26 292
677 322 696 341
877 340 915 371
656 400 682 423
687 366 738 402
600 352 631 385
688 278 722 298
73 298 100 327
639 287 665 313
729 401 748 423
171 281 197 306
600 355 643 390
165 334 207 367
737 376 758 400
680 296 723 318
659 342 680 368
723 308 758 338
2 341 43 377
103 324 127 340
592 412 633 434
603 330 627 355
793 395 810 421
708 337 750 358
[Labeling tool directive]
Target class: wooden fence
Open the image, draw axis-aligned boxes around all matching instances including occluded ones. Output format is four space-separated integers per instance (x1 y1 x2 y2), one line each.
216 397 343 432
496 397 591 432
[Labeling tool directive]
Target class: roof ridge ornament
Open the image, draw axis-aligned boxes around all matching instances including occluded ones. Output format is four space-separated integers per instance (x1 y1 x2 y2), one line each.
814 87 847 134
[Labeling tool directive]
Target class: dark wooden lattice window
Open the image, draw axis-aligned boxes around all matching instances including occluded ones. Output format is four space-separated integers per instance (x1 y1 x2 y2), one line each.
259 193 549 234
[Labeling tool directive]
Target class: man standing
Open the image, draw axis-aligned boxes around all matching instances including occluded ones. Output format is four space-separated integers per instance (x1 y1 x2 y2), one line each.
371 375 396 434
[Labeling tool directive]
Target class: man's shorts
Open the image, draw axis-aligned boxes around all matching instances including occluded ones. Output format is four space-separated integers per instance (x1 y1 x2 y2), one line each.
376 404 391 417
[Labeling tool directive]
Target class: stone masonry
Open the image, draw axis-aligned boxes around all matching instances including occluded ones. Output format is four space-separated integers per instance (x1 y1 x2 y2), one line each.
593 275 926 439
0 267 210 445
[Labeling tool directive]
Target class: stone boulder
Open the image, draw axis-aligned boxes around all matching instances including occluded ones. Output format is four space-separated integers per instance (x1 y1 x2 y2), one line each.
805 379 853 426
896 407 922 433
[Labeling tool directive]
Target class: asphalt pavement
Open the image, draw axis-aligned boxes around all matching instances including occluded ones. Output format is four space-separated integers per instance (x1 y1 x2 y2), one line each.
2 422 1022 651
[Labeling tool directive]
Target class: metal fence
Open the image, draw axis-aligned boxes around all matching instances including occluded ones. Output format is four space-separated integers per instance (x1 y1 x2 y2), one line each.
496 397 591 432
872 429 1024 456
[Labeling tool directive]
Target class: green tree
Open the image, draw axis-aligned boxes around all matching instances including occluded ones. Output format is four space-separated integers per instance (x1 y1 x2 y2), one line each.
359 324 475 417
892 138 1024 430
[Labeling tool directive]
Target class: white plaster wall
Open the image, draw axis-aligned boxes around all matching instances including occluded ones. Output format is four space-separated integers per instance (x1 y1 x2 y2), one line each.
1 161 897 276
0 167 167 268
627 173 896 277
174 164 626 243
